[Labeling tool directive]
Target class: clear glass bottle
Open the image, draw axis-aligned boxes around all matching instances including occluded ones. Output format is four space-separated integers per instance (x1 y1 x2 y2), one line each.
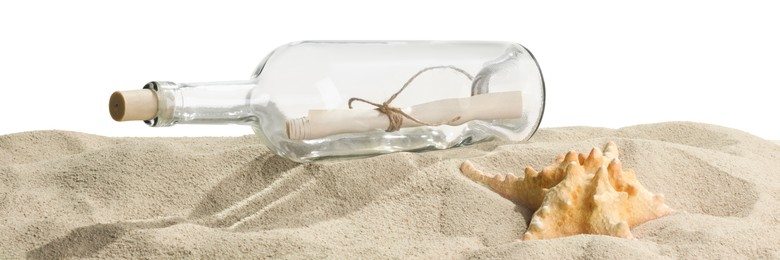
109 41 545 162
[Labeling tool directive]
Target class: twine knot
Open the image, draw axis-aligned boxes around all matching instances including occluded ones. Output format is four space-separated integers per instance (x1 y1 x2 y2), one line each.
348 66 473 132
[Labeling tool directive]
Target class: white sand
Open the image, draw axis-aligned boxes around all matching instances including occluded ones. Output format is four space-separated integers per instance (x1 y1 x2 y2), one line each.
1 122 779 259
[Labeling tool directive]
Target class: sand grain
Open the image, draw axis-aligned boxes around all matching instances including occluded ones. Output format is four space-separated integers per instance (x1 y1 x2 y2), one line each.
2 122 779 259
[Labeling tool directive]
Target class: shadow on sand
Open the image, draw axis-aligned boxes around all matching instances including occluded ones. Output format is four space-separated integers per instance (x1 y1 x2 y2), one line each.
29 152 435 258
27 217 182 260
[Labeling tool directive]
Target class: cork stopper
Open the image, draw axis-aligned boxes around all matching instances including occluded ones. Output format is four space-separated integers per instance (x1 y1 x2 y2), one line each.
109 89 159 121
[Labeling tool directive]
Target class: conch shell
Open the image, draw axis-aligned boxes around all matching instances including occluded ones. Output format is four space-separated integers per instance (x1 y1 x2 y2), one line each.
459 141 672 240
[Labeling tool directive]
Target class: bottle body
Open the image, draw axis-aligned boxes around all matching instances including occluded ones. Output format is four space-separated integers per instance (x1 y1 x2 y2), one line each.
136 41 544 162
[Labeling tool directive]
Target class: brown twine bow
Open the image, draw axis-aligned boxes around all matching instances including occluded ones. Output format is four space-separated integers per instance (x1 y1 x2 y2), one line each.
348 66 474 132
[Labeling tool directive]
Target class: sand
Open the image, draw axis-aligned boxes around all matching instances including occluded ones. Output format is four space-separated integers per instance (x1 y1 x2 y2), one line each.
1 122 779 259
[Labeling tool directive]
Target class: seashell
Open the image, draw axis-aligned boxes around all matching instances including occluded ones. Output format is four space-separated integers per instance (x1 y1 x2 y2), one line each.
460 141 672 240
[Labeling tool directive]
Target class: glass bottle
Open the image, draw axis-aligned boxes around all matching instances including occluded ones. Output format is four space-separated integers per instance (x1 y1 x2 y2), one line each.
109 41 545 162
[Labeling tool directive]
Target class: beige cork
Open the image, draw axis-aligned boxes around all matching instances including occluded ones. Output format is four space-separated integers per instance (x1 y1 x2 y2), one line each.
109 89 158 121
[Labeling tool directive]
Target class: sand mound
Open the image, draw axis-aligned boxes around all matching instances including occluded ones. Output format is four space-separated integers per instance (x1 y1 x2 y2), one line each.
2 122 779 259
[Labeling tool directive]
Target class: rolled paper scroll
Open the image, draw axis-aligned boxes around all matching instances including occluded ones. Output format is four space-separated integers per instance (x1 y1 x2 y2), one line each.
286 91 523 140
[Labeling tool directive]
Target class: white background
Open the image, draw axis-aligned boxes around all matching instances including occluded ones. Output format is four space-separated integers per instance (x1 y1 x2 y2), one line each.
1 0 778 139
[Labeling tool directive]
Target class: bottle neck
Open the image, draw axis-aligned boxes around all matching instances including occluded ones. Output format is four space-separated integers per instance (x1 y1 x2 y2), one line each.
148 80 258 127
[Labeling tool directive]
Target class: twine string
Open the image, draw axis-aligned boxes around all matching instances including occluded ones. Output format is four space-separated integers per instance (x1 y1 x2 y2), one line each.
348 66 474 132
